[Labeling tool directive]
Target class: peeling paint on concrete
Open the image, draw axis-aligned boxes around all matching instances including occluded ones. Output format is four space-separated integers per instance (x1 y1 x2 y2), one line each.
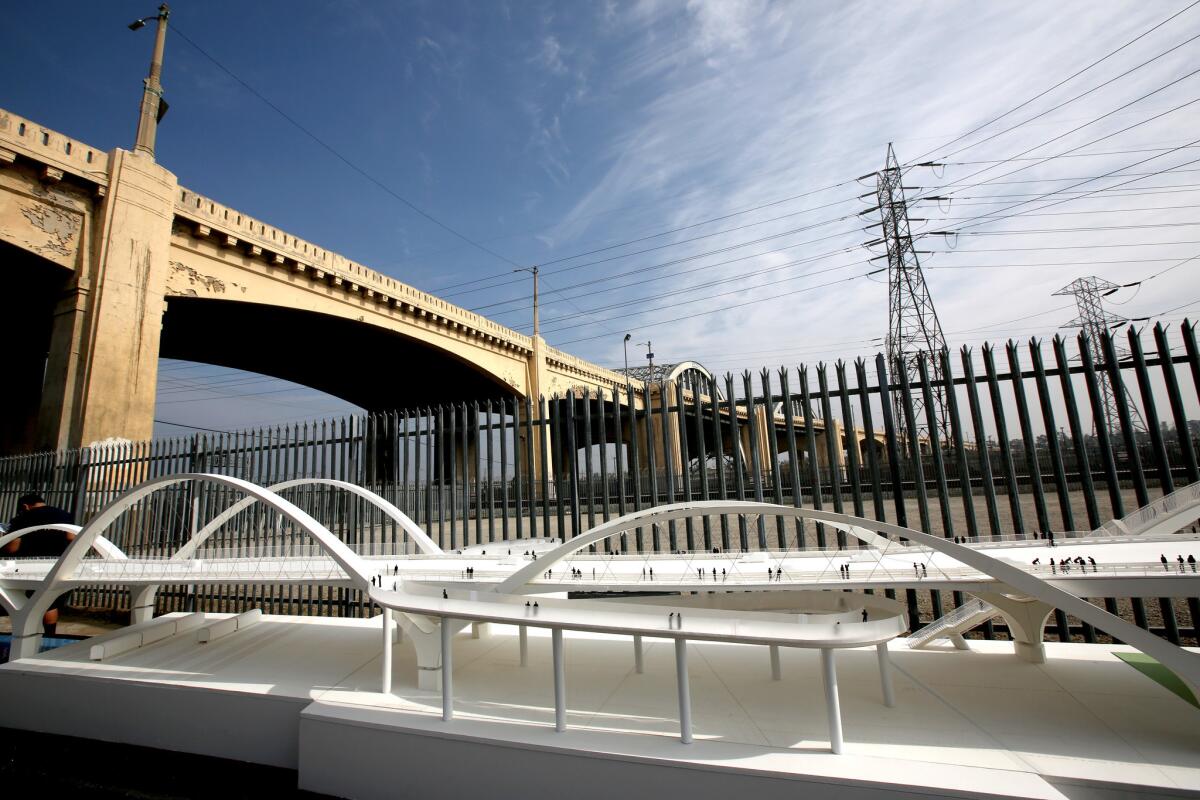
19 198 80 258
169 260 227 293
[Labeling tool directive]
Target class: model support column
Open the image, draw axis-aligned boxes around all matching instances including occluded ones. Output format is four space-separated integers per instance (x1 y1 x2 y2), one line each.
876 642 895 707
381 609 393 695
519 625 528 667
675 638 693 744
769 644 782 681
633 633 644 674
976 592 1055 664
552 628 566 732
821 648 844 755
441 617 454 721
130 584 158 625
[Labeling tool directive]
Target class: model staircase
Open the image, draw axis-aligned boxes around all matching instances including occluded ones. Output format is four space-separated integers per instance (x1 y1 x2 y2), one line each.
907 597 996 650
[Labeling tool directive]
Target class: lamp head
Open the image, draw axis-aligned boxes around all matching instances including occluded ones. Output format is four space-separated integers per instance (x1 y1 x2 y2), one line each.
624 333 632 342
128 18 148 30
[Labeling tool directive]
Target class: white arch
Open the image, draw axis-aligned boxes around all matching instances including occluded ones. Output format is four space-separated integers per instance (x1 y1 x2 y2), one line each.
496 500 1200 696
9 473 372 660
0 524 127 561
173 477 442 561
1096 481 1200 537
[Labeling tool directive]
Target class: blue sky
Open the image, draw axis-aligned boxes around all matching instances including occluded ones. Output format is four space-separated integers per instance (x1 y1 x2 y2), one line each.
3 1 1199 435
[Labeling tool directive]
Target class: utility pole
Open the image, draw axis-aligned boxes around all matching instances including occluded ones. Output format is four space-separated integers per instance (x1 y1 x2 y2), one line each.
515 266 540 339
640 340 655 375
130 4 171 160
1053 276 1146 440
864 143 948 446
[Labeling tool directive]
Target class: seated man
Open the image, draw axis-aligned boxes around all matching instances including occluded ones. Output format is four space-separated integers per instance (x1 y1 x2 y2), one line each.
3 493 76 637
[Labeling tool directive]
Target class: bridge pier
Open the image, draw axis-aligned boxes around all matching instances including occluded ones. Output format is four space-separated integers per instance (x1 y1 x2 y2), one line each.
36 150 178 450
975 591 1055 664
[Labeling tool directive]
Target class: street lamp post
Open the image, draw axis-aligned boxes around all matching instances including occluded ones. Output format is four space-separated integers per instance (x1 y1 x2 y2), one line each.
623 333 632 382
130 4 171 160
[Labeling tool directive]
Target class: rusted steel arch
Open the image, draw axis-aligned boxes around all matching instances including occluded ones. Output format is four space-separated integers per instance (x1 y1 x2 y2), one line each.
495 500 1200 697
7 474 371 660
173 478 442 561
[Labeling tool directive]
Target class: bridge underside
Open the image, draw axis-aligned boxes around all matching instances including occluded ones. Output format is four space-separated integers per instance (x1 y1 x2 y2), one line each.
160 298 513 410
0 242 72 454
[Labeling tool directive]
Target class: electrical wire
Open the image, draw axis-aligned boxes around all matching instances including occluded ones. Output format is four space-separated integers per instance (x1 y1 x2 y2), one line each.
910 0 1200 161
171 25 521 269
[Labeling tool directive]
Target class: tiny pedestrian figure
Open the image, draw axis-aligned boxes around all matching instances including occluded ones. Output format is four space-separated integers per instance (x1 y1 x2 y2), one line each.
1161 554 1169 571
1189 554 1197 572
1032 558 1040 566
677 612 683 628
1088 556 1096 572
920 563 927 578
534 601 539 614
669 612 675 628
525 601 531 615
913 563 920 578
712 568 717 580
768 567 773 580
442 589 448 599
721 568 726 579
650 567 654 579
1178 555 1187 573
642 567 646 578
862 608 869 622
394 565 398 576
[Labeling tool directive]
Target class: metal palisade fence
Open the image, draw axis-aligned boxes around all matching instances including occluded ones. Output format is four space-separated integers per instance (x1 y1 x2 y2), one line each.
2 325 1198 644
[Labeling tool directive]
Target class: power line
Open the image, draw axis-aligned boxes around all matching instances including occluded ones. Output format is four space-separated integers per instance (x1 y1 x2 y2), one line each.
911 0 1200 161
171 25 521 269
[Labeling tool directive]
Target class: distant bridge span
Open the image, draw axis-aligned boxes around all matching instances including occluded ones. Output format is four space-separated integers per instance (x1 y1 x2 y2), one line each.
0 107 631 452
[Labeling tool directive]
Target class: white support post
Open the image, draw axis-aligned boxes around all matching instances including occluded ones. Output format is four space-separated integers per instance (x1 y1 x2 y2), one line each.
441 617 454 721
821 648 844 755
381 609 393 695
519 625 529 667
553 628 566 732
675 638 693 744
769 644 782 681
876 642 895 708
633 633 644 674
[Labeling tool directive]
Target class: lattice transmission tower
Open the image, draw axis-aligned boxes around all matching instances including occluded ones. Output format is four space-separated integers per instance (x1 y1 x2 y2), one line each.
1053 276 1146 439
866 143 949 446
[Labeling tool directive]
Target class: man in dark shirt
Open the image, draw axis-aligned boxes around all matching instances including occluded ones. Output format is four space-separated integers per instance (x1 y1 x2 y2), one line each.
4 493 75 636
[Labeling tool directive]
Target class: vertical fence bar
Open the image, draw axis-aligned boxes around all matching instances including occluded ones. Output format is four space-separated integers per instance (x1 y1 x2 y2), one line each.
799 367 826 549
582 389 595 533
692 378 712 550
659 380 679 551
1007 342 1050 534
709 376 730 550
1101 333 1148 508
1155 324 1198 484
1128 328 1173 496
1079 335 1125 519
1030 340 1075 533
780 368 808 548
817 365 846 548
855 359 887 524
743 372 768 550
726 374 748 550
760 370 785 548
836 362 866 522
676 381 695 550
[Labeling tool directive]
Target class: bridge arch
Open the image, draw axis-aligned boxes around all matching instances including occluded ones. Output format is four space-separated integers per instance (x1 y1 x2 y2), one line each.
160 297 524 409
7 473 372 660
495 500 1200 696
